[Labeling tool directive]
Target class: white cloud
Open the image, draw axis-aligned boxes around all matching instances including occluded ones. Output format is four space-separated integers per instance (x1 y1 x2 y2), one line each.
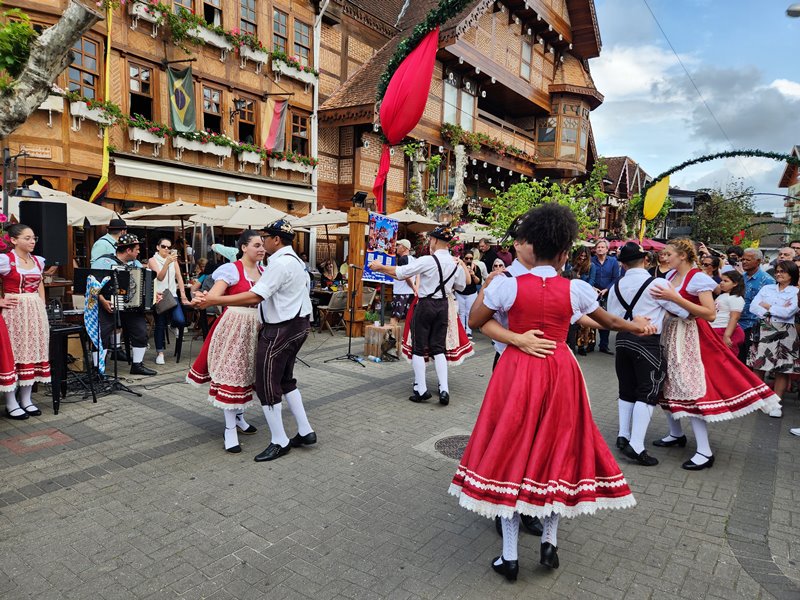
769 79 800 100
591 45 691 99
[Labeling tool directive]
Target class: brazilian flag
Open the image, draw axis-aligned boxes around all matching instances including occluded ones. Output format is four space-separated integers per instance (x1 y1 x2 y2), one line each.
168 67 196 132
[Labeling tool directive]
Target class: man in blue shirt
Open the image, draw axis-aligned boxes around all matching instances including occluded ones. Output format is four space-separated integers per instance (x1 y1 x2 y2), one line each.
738 248 775 363
591 239 621 354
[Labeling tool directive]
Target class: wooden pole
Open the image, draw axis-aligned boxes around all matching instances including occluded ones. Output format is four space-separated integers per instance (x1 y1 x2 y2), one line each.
344 207 368 337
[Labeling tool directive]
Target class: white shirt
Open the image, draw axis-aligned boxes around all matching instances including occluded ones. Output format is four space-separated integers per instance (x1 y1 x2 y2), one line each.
213 262 261 287
749 284 799 324
395 249 466 298
393 254 416 295
250 246 312 323
489 259 533 354
151 253 177 295
711 293 745 329
0 251 45 276
607 268 689 334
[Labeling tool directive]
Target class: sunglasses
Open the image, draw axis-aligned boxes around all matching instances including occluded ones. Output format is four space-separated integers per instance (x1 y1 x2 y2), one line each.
464 257 473 262
160 244 172 249
701 262 713 267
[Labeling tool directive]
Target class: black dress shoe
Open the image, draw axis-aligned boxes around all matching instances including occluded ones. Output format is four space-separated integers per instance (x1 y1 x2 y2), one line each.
540 542 559 569
598 348 614 355
616 436 629 449
682 453 715 471
130 362 157 376
652 434 687 448
409 391 432 403
22 405 42 416
521 514 544 536
236 424 258 435
225 444 242 454
289 431 317 447
491 556 518 581
254 443 291 462
4 407 28 420
438 390 450 406
620 443 659 466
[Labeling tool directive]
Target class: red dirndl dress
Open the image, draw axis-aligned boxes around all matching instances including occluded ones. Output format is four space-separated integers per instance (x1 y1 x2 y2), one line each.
187 261 262 409
0 316 16 391
401 295 474 365
660 269 779 421
450 274 635 519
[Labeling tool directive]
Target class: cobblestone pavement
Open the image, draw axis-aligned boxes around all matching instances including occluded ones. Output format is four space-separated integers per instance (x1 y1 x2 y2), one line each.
1 330 798 599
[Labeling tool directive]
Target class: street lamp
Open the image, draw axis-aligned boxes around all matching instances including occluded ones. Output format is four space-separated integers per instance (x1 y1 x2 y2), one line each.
788 3 800 17
2 148 42 218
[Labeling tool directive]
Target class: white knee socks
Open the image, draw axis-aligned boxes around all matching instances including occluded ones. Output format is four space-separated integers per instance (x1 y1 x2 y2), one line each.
223 409 239 450
17 385 34 409
285 389 313 436
235 411 251 431
131 347 146 363
494 513 520 564
433 354 448 393
412 355 427 394
262 403 290 447
5 390 20 412
542 513 560 547
662 411 684 442
629 402 654 454
689 417 712 463
618 399 634 439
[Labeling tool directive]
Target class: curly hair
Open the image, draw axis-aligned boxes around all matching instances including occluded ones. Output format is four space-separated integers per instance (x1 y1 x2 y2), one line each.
516 204 578 260
667 238 698 266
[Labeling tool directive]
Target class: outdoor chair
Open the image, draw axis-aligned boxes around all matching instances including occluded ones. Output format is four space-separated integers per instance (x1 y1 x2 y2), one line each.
361 286 377 310
318 290 348 335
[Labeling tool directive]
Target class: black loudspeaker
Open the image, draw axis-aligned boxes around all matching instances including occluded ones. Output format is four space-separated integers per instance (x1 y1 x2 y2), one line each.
19 201 68 266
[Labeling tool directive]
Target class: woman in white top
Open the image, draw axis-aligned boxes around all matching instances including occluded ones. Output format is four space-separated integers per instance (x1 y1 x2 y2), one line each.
148 238 189 365
748 260 800 417
710 270 746 355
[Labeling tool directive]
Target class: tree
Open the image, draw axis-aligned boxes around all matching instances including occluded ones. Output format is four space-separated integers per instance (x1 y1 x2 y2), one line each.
689 180 755 245
481 161 608 240
0 1 102 139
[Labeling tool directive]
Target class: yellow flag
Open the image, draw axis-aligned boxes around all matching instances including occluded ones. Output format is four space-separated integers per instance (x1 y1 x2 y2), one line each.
89 6 113 203
643 176 670 220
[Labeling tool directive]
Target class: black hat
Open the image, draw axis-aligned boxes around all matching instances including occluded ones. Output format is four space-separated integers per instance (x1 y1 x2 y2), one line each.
262 219 295 240
108 218 127 231
500 213 528 245
429 225 455 242
618 241 647 263
115 233 140 250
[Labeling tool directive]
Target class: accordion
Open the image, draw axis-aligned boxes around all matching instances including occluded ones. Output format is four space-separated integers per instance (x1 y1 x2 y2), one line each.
121 268 156 310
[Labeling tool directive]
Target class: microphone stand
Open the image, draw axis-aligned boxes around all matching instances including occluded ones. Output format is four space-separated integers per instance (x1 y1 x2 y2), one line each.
101 269 141 397
325 264 365 367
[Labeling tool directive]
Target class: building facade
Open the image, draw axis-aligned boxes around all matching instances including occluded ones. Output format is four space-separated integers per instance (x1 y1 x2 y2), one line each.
779 145 800 226
599 155 651 238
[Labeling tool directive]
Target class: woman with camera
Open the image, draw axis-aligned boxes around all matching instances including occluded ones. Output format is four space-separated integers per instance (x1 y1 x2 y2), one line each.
148 238 189 365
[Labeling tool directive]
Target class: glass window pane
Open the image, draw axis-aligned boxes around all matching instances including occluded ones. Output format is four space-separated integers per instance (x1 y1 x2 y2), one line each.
538 126 556 143
558 145 576 159
140 68 150 82
129 65 138 78
562 128 578 144
69 67 80 81
83 87 95 99
459 94 474 130
130 80 140 92
85 57 96 71
443 82 458 123
84 40 97 56
520 63 530 80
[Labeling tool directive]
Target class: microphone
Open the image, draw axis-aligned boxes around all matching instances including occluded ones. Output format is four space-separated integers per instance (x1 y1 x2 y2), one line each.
348 264 364 270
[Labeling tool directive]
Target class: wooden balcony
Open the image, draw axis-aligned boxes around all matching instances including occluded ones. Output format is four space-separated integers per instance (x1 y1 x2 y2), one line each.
473 109 536 160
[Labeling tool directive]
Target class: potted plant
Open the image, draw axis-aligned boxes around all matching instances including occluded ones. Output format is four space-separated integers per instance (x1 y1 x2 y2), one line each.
364 310 381 326
172 130 234 166
235 142 263 173
127 114 170 156
230 29 269 73
66 92 124 133
266 149 318 178
270 50 318 91
128 0 165 36
185 19 233 61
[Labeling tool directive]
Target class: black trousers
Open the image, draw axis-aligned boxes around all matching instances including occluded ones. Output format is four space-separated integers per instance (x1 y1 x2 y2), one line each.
254 316 310 406
411 297 448 356
615 333 665 406
98 307 148 348
738 326 754 364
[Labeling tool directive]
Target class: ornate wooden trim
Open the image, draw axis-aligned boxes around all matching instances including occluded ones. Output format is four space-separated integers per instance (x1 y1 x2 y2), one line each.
318 104 375 125
445 0 494 43
335 1 398 38
549 83 604 108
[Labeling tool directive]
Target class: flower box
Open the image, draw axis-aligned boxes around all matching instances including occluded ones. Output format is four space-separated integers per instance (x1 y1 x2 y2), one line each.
70 101 115 134
239 45 269 74
129 126 166 157
173 135 232 166
271 59 317 92
268 157 314 181
237 150 263 174
38 95 63 128
128 1 163 37
187 26 233 61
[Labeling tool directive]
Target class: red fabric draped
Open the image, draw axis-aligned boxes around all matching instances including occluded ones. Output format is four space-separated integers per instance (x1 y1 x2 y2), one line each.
372 27 440 212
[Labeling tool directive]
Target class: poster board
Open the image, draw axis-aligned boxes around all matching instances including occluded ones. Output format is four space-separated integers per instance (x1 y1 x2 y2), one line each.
363 212 399 283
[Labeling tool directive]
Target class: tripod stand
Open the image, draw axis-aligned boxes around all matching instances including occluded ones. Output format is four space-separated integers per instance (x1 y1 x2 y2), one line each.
325 269 365 367
98 269 141 397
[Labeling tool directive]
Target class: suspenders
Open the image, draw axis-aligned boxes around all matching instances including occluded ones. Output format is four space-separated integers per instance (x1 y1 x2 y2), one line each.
426 254 457 300
613 277 655 320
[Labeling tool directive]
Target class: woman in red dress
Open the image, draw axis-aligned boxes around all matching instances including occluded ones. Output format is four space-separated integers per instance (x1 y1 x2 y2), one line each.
0 223 50 419
400 295 474 365
451 205 651 580
187 231 264 453
650 239 779 470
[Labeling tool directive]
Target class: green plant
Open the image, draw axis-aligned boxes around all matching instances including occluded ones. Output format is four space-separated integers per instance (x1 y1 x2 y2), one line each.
364 310 380 322
403 141 421 158
264 148 318 167
440 123 534 162
426 154 442 173
0 7 38 91
127 113 171 137
65 91 125 125
269 50 319 77
235 141 261 154
172 129 237 147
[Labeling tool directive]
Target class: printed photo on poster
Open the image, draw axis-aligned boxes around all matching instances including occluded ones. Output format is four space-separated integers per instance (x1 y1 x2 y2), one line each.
363 213 399 283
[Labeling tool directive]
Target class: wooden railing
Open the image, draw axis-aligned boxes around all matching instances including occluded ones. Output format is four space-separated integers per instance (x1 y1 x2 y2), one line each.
474 109 536 158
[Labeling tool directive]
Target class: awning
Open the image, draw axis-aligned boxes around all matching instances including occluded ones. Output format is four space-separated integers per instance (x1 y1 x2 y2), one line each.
113 156 315 204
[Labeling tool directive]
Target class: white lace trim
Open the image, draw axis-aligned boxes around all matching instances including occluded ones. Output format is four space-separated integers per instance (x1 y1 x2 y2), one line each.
455 468 628 497
666 393 779 422
208 396 253 410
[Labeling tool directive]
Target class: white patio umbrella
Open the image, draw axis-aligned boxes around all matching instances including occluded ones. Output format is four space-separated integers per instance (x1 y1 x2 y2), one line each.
8 182 118 226
457 222 499 243
189 197 266 227
385 208 440 232
292 207 349 247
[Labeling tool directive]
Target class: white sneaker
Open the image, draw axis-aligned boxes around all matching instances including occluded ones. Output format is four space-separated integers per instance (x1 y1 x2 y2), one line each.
155 353 165 365
171 327 180 338
768 407 783 418
789 428 800 437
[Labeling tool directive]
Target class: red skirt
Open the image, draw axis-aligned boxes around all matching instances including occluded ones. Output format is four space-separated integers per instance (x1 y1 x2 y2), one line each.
661 317 779 421
401 296 474 365
0 314 17 392
711 325 745 358
450 343 636 519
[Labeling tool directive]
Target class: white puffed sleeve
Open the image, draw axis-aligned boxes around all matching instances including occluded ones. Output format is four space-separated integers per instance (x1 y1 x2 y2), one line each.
686 272 718 294
482 275 518 313
211 263 240 286
0 253 10 276
570 279 600 323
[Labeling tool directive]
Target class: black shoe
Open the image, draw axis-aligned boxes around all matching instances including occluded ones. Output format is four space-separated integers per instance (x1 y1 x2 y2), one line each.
491 556 518 581
409 391 432 403
652 434 687 448
587 344 595 353
110 349 130 363
521 514 544 536
598 348 614 355
22 404 42 416
682 453 715 471
4 407 29 420
254 442 291 462
130 362 157 376
540 542 559 569
621 443 659 466
616 436 629 450
289 431 317 447
577 347 587 356
225 444 242 454
236 424 258 435
438 390 450 406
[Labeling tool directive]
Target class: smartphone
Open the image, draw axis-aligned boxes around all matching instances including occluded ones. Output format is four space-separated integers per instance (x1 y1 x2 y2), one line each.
170 249 178 257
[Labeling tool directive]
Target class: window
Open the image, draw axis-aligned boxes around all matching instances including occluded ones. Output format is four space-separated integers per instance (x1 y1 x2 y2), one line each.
520 39 532 81
129 63 153 120
240 0 256 35
294 20 311 66
173 0 192 13
537 117 557 143
443 71 458 123
273 9 288 53
203 86 222 134
291 113 309 155
237 98 256 144
204 0 222 27
460 78 475 131
68 38 99 99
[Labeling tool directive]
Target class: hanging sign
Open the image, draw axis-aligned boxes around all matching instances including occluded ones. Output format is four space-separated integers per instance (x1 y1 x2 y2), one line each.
363 212 399 283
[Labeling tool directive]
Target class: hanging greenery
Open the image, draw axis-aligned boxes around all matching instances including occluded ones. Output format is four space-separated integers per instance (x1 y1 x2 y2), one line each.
376 0 474 102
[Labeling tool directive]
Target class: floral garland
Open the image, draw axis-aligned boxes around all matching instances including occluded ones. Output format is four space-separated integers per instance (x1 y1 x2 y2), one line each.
264 148 319 167
441 123 534 162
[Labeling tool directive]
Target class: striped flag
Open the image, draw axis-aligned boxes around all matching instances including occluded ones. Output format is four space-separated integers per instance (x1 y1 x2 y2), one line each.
89 5 113 203
263 99 288 151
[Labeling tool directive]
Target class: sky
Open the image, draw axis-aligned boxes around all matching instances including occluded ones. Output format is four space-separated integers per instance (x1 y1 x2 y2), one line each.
589 0 800 215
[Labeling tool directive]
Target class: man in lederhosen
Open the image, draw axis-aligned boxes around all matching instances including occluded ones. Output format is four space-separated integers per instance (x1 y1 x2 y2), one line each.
607 242 689 466
195 219 315 462
370 226 468 405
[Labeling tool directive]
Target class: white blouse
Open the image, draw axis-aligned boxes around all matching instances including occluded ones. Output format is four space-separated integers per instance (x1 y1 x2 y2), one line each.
483 265 599 325
667 269 718 296
212 262 259 287
749 284 799 324
0 251 45 275
151 253 177 295
711 293 745 329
